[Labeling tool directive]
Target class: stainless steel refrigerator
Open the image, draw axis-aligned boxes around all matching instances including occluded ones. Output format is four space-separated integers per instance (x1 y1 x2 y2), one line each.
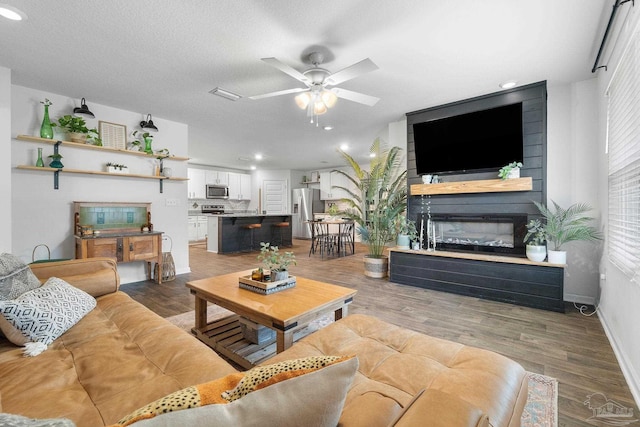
292 188 323 239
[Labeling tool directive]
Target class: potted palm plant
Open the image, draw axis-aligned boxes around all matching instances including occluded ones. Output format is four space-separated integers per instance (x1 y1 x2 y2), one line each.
334 138 407 278
524 218 547 262
533 200 602 264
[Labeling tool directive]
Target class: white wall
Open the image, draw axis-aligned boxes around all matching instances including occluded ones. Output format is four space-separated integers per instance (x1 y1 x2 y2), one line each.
594 4 640 405
0 67 11 254
547 80 602 304
10 85 190 283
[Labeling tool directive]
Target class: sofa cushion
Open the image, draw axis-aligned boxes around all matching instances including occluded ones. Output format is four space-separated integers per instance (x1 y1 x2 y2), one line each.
0 253 41 300
0 277 96 347
113 355 358 427
265 314 528 427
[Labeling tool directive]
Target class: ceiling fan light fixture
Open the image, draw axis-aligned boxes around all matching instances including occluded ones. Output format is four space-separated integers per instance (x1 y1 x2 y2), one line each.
295 92 311 109
321 91 338 108
313 101 327 115
140 114 159 132
73 97 95 118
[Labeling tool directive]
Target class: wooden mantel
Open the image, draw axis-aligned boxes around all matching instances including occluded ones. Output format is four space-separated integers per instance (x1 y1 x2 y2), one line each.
410 177 532 196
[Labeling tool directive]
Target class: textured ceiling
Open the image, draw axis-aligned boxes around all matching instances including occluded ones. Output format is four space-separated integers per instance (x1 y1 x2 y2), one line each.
0 0 608 170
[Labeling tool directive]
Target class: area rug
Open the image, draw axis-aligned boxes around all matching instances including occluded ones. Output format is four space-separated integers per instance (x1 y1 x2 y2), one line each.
521 372 558 427
166 311 558 427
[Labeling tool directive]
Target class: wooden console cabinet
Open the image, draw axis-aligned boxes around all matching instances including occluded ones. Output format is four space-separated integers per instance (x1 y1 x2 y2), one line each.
73 201 164 283
389 248 565 312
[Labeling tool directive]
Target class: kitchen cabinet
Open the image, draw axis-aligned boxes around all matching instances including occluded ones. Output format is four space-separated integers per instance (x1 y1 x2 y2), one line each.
188 215 208 242
228 172 252 200
206 216 219 253
188 168 206 199
205 170 229 186
320 171 350 200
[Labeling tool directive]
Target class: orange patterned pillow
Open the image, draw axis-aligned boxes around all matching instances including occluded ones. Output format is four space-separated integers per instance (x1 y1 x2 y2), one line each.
112 355 357 427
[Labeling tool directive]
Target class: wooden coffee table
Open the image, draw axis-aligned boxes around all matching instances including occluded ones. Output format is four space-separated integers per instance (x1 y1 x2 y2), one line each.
186 270 357 368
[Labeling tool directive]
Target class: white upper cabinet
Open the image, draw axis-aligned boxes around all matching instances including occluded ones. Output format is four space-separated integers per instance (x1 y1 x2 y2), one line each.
187 168 206 199
205 170 229 186
320 171 351 200
228 172 252 200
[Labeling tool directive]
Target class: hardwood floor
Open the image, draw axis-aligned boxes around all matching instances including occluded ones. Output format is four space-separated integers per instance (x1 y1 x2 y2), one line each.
120 239 638 427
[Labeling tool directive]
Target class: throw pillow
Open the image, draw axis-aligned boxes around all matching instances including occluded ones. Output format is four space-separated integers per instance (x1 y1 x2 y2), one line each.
113 355 358 427
0 253 41 300
0 277 96 351
0 413 75 427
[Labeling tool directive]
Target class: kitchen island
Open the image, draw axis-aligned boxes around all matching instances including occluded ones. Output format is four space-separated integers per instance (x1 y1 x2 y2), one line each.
206 214 292 253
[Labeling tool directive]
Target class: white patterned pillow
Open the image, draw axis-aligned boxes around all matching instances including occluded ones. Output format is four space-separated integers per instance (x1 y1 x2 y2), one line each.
0 277 96 349
0 253 41 300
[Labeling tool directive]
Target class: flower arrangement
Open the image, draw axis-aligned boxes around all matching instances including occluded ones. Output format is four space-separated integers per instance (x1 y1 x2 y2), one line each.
105 162 129 174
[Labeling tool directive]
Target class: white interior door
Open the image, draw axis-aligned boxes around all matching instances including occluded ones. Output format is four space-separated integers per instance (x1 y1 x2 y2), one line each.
263 180 287 214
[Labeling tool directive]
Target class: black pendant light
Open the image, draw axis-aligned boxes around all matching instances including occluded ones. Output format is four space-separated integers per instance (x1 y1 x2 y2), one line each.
140 114 159 132
73 98 95 118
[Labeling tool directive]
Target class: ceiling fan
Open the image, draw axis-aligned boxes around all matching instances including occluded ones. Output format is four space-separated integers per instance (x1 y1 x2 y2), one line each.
249 52 379 121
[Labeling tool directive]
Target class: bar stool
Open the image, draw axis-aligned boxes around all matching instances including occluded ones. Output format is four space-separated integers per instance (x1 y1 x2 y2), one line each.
242 223 262 251
271 222 290 248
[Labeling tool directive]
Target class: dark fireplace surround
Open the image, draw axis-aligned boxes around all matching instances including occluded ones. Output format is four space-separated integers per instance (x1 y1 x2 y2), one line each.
417 213 528 256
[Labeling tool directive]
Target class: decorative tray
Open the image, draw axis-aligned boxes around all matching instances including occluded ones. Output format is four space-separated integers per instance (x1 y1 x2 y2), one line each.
238 275 296 295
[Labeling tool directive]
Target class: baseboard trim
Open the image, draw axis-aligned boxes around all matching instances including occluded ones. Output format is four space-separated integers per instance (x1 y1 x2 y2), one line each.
564 293 596 305
598 307 640 407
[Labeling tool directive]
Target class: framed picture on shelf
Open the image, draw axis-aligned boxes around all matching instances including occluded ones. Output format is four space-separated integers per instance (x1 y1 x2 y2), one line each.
98 121 127 150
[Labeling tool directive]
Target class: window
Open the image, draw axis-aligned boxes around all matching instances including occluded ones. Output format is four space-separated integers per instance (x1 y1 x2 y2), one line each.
607 30 640 282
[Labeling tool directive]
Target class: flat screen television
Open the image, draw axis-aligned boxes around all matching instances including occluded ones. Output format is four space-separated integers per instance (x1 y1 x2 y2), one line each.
413 103 523 175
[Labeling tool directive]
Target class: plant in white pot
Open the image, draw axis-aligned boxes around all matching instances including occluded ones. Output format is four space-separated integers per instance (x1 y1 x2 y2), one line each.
257 242 296 282
333 138 407 278
498 161 523 179
524 219 547 262
533 200 602 264
395 216 418 250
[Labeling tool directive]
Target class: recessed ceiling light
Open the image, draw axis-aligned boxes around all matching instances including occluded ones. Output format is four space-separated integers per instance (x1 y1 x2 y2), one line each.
369 153 376 158
250 165 256 170
0 4 27 20
323 126 333 131
500 81 517 89
254 153 263 160
340 143 349 151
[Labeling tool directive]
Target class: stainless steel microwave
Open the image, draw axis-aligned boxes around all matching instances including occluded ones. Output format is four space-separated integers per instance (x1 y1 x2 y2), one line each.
206 185 229 199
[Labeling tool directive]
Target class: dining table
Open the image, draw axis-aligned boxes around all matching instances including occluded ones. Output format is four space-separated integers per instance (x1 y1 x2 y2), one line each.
307 219 355 257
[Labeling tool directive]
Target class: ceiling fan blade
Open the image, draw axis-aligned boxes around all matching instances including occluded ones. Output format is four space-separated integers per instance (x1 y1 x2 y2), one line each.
249 87 308 100
331 88 379 107
261 57 309 83
325 58 378 86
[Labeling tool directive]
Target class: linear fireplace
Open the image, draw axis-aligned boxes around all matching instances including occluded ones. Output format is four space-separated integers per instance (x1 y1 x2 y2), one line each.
417 213 528 256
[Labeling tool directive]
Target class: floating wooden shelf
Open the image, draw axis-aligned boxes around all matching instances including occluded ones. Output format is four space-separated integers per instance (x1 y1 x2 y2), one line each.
16 135 190 161
410 177 532 196
16 165 187 181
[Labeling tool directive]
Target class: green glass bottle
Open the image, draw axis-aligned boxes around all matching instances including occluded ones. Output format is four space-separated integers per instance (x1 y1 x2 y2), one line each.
40 104 53 139
35 147 44 167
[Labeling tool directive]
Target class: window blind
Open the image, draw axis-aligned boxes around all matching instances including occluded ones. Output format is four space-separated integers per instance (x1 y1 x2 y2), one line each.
607 29 640 282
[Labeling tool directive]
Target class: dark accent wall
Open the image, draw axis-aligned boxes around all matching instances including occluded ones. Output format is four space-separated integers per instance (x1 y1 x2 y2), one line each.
406 81 547 222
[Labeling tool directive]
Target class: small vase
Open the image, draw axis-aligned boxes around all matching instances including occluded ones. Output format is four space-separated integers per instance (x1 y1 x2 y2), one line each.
40 104 53 139
35 147 44 167
507 168 520 179
271 270 289 282
49 157 64 169
144 137 153 154
526 245 546 262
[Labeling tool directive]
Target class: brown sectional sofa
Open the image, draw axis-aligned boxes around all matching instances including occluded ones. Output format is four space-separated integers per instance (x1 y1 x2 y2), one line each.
0 258 528 426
